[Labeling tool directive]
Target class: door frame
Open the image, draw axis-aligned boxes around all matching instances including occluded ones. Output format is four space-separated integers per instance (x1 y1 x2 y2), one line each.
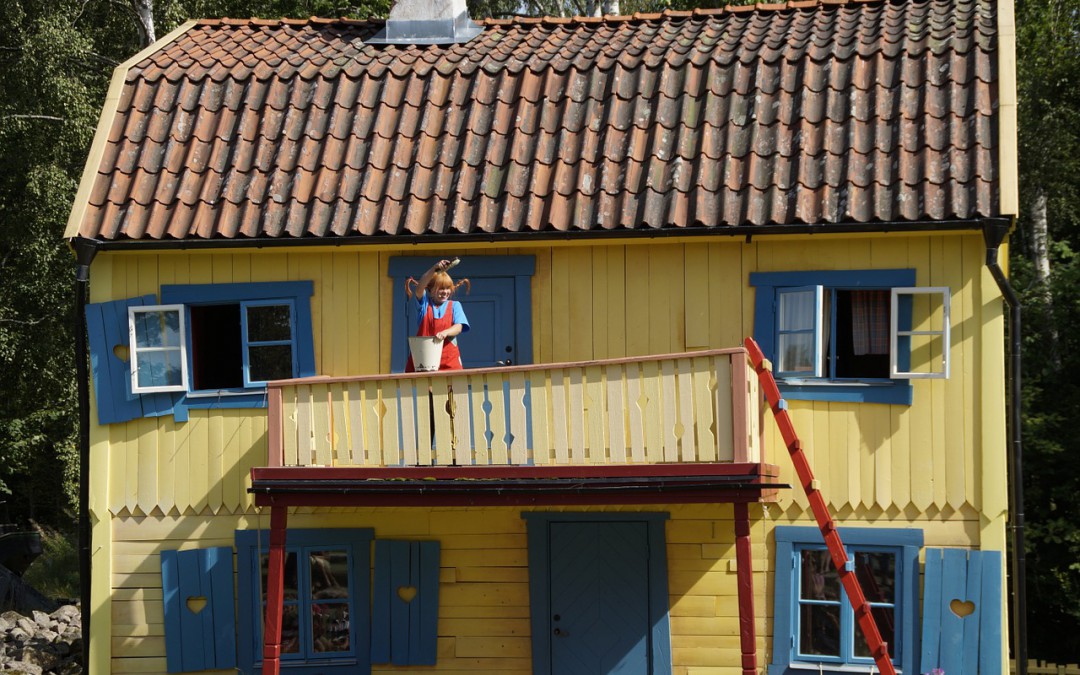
388 255 535 372
522 512 672 675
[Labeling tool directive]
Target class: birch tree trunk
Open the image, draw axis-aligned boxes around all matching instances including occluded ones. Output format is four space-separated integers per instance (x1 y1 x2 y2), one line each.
130 0 157 48
1030 187 1060 367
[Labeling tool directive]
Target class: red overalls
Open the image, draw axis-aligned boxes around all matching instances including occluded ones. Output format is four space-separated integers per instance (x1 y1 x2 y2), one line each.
405 299 463 372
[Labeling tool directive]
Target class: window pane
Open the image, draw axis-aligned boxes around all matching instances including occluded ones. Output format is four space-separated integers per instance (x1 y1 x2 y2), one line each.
800 550 840 601
854 606 895 658
249 345 294 382
310 550 350 599
779 334 816 373
780 290 816 331
135 349 184 388
133 309 182 348
855 551 896 603
311 603 350 653
800 604 841 656
260 551 299 601
247 304 292 342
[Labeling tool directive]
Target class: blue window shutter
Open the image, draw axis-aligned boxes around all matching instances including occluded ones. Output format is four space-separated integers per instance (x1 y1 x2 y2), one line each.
87 295 180 424
161 547 237 673
919 548 1002 675
371 540 441 666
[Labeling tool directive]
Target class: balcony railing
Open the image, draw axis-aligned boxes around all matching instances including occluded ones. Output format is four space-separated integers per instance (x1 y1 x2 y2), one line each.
266 348 761 469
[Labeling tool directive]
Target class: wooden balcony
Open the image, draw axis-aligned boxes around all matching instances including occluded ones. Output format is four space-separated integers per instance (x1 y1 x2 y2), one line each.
265 348 762 470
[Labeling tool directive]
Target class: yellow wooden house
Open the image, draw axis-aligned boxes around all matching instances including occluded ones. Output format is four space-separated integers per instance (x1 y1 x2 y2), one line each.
64 0 1021 673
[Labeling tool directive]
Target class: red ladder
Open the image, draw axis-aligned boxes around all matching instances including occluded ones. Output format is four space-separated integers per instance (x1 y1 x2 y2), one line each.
744 337 897 674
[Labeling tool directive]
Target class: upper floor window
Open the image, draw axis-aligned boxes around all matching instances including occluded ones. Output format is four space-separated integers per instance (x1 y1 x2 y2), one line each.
88 281 315 424
752 270 950 405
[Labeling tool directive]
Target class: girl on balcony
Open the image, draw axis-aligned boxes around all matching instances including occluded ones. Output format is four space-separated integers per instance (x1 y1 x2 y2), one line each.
405 258 470 371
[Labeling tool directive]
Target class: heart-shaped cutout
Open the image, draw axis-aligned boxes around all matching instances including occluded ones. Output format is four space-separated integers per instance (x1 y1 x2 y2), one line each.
397 586 418 603
950 599 975 618
186 596 208 614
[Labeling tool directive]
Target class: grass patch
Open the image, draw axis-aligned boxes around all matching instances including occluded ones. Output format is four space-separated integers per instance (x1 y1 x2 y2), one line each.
23 526 79 601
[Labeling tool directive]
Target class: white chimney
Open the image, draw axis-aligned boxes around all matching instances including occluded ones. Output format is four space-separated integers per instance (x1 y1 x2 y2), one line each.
367 0 482 44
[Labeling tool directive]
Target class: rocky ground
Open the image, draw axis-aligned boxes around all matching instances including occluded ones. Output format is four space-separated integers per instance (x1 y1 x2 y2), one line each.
0 606 82 674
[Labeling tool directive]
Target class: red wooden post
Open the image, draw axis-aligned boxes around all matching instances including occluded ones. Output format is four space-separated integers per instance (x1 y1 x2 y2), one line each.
262 504 288 675
734 501 758 675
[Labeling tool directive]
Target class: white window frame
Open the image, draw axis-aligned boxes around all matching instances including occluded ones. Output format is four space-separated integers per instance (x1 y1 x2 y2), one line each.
889 287 950 380
128 304 189 394
776 285 825 378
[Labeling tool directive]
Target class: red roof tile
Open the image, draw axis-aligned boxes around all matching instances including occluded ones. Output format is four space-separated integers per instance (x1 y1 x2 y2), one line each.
75 0 1000 242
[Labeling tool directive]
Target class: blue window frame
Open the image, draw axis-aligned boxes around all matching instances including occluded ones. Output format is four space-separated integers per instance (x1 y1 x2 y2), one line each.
751 270 917 404
769 526 922 675
87 282 317 424
236 528 374 675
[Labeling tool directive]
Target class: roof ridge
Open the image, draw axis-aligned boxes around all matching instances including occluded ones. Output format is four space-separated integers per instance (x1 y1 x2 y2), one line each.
192 0 899 31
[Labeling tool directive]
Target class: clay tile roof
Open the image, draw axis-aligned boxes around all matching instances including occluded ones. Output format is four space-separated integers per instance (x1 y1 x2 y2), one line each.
71 0 1001 243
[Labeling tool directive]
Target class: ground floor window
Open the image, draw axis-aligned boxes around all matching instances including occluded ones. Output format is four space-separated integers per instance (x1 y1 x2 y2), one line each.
769 526 922 675
235 528 373 675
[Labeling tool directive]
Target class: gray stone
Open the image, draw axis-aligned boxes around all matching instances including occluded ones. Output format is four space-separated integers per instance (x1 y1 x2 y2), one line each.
30 611 51 628
21 643 65 671
49 606 79 625
9 626 29 642
0 615 14 632
3 661 44 675
16 617 36 634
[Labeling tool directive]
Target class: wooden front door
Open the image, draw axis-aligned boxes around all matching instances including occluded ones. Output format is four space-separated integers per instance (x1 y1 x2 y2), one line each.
548 521 653 675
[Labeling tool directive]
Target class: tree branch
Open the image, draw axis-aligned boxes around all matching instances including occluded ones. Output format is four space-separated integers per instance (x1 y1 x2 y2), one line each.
1 115 66 122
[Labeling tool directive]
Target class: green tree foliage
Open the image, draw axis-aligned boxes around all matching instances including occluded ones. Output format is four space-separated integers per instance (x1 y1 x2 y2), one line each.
1013 0 1080 660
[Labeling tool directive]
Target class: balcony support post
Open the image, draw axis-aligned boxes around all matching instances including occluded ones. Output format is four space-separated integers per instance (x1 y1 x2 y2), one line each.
734 501 758 675
262 504 289 675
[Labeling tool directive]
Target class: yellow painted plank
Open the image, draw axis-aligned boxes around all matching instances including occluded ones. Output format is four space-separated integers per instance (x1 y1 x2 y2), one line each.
187 413 209 514
455 636 531 658
649 247 671 354
684 244 710 348
625 246 651 356
929 236 948 508
675 358 696 461
709 242 744 348
221 409 242 512
626 362 646 463
567 368 586 463
112 657 168 673
463 373 486 464
529 372 551 465
311 383 332 466
486 373 509 464
433 377 454 465
592 247 610 359
584 365 605 462
111 636 165 658
692 358 716 462
606 246 627 358
566 248 593 361
550 249 571 363
606 364 628 463
828 404 850 509
642 359 663 462
533 248 553 364
507 371 528 464
451 374 473 465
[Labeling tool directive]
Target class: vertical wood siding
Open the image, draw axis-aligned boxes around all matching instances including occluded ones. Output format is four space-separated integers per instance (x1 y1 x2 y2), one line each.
92 234 1001 521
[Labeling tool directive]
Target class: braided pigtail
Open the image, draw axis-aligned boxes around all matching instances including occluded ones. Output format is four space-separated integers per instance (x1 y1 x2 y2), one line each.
453 278 471 296
405 277 421 299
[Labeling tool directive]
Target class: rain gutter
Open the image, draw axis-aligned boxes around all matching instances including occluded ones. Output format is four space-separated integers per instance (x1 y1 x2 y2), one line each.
77 219 989 252
983 217 1027 674
72 236 98 672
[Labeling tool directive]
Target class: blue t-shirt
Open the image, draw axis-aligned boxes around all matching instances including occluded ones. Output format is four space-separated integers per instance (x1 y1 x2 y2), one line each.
416 294 470 343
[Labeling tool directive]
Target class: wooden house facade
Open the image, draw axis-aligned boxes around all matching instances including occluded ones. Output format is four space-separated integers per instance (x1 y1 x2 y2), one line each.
64 0 1019 673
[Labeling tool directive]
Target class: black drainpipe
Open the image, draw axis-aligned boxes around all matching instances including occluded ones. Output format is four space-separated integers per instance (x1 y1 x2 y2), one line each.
983 218 1027 675
72 236 98 672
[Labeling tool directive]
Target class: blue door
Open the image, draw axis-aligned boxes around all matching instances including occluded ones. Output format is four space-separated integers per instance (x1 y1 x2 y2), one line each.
549 521 652 674
390 256 534 372
401 276 519 370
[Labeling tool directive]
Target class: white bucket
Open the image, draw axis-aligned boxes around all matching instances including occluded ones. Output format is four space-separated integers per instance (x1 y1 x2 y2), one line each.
408 336 444 371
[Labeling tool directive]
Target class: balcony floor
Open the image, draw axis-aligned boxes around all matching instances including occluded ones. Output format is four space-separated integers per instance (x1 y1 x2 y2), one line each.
250 462 786 507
